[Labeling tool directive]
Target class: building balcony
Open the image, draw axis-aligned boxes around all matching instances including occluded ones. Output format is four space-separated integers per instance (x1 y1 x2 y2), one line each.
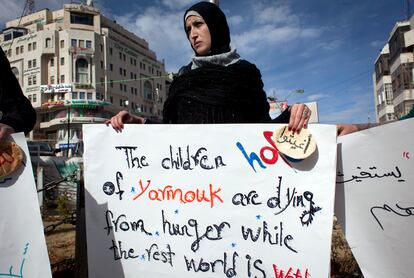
40 116 107 129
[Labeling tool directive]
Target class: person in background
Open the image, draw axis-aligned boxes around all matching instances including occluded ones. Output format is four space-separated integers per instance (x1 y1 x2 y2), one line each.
0 47 36 140
106 1 311 131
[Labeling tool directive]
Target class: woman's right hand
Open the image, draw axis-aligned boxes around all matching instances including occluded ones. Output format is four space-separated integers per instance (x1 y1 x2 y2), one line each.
105 110 145 131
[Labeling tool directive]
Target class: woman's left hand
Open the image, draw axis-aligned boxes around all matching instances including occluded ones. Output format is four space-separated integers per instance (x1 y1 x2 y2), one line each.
288 104 311 133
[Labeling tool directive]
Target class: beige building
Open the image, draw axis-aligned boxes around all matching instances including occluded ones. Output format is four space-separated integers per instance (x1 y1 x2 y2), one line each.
0 3 167 153
373 19 414 123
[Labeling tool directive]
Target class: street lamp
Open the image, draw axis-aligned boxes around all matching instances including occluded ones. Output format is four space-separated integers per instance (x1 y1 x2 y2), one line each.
282 89 305 102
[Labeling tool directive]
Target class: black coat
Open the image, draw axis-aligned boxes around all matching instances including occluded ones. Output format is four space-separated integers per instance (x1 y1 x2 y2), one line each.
0 47 36 134
163 60 290 124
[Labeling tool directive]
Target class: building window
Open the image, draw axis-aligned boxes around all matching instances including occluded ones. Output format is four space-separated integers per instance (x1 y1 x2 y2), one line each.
72 92 78 99
100 60 104 68
123 69 126 76
109 47 113 55
60 57 65 65
28 43 32 51
119 52 122 59
45 38 52 48
79 40 85 48
50 58 54 67
100 44 103 52
119 67 122 75
33 42 36 50
144 80 153 100
60 75 65 83
33 94 37 102
32 59 36 68
123 54 126 61
70 12 94 26
119 83 123 91
71 39 77 47
28 95 32 102
75 58 89 84
110 80 113 88
110 64 113 71
60 40 64 48
28 76 32 86
16 47 19 55
87 92 92 100
28 60 32 68
86 40 92 48
32 75 37 85
20 46 23 53
79 92 85 99
50 76 55 84
110 96 113 103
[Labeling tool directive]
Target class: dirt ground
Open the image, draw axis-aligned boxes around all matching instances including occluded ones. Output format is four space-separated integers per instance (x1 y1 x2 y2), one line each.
44 216 363 278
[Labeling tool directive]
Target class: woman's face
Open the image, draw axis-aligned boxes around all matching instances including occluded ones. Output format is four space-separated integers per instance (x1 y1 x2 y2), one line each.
185 15 212 56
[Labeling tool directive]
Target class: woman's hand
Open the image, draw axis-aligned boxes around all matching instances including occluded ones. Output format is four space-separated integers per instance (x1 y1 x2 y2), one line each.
288 104 311 133
105 110 145 132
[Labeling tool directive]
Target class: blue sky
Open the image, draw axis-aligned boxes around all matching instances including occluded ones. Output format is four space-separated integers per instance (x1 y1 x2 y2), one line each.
0 0 408 123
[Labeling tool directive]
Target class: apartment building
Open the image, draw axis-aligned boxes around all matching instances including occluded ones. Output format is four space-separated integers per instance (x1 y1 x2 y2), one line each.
0 3 167 152
374 19 414 123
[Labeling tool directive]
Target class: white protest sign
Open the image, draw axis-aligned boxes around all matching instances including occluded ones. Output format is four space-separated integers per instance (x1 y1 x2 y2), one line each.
84 124 337 278
335 118 414 278
0 133 52 278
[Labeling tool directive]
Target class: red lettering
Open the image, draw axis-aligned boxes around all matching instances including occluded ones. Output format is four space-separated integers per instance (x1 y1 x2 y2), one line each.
273 264 311 278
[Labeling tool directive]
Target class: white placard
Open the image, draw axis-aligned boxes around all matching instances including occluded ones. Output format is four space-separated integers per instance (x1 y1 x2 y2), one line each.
335 118 414 278
84 124 337 278
0 133 52 278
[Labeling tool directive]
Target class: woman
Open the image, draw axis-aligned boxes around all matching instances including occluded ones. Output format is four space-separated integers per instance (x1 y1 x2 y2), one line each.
106 1 311 131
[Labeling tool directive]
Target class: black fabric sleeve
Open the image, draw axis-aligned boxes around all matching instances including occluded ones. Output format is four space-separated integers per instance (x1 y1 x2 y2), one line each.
0 47 36 134
270 107 291 123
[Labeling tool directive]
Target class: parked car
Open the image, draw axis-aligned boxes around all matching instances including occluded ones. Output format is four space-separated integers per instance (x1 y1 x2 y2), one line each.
28 141 56 156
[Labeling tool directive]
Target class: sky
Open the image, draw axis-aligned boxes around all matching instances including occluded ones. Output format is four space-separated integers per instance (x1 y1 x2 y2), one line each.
0 0 409 123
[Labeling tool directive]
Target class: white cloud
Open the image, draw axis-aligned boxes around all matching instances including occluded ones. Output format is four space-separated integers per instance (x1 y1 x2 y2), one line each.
115 7 192 72
228 15 243 26
320 40 343 51
161 0 195 10
232 25 320 54
0 0 24 26
307 94 327 101
255 5 299 25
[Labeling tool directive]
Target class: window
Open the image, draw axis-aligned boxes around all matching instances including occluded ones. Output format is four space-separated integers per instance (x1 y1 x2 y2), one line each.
72 92 78 99
75 58 89 84
32 59 36 68
110 96 113 103
110 64 113 71
119 52 122 59
119 67 122 75
123 54 126 61
109 47 113 55
33 42 36 50
60 75 65 83
33 94 37 102
100 44 103 52
71 39 77 47
20 46 23 53
87 92 92 100
79 92 85 99
28 60 32 68
60 40 64 48
28 43 32 51
16 47 19 55
123 69 126 76
28 95 32 102
110 80 113 88
100 61 103 68
86 40 92 48
119 83 123 91
50 58 54 67
32 75 37 85
45 38 52 48
119 99 123 106
144 80 153 100
79 40 85 48
28 76 32 86
70 12 94 26
60 57 65 65
50 76 55 84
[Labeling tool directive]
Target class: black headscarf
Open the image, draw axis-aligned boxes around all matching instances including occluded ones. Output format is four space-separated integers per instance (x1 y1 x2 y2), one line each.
184 1 231 55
